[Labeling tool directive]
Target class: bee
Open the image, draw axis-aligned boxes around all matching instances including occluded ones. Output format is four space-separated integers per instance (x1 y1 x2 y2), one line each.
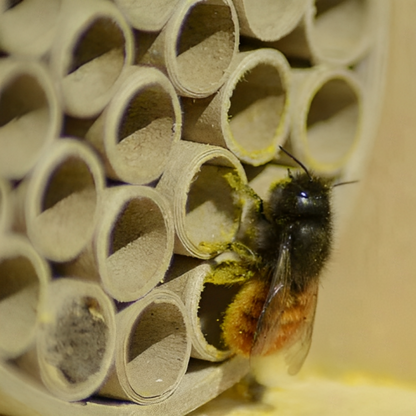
216 147 351 375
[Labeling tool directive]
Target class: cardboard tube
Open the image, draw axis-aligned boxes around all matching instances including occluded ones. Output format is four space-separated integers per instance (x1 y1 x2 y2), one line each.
99 289 191 405
14 138 105 262
61 185 175 302
137 0 239 98
0 234 50 359
182 49 291 166
0 178 11 234
157 141 247 259
114 0 180 32
0 58 61 180
164 256 240 362
36 278 116 402
49 0 134 118
0 0 62 57
233 0 309 41
275 0 373 66
85 66 182 185
287 66 364 176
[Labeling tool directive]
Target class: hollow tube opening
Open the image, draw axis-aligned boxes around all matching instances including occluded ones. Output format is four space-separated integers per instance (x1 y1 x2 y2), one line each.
175 1 235 93
37 156 97 259
185 161 242 250
198 282 240 351
44 296 109 385
228 63 286 153
0 255 39 355
306 77 359 165
108 197 168 294
115 85 175 181
312 0 368 61
127 301 188 398
0 73 50 176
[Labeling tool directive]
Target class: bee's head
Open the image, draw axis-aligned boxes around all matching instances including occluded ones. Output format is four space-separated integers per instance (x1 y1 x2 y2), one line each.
266 147 332 222
268 171 332 222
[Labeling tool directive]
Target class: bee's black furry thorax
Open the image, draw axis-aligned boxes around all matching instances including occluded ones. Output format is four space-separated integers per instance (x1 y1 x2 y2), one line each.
256 171 333 293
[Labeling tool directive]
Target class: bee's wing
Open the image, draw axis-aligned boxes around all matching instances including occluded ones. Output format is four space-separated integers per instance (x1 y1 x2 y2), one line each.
250 236 319 375
250 237 291 358
284 279 318 375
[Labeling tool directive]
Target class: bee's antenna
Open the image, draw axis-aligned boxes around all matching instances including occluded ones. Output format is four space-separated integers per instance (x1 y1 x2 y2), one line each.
279 146 311 180
333 180 358 188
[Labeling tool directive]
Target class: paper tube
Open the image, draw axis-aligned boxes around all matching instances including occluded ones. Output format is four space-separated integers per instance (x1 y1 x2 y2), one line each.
61 185 175 302
137 0 239 98
0 0 62 57
164 256 240 362
0 58 61 180
114 0 180 32
233 0 309 41
49 0 134 118
274 0 373 66
182 49 291 166
0 234 50 359
0 178 11 234
287 66 364 176
13 138 105 262
99 289 191 405
85 66 182 185
157 141 247 259
35 278 116 402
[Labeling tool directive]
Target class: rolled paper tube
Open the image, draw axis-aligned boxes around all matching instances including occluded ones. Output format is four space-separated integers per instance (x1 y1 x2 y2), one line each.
35 278 116 402
114 0 180 32
156 141 247 259
0 234 50 359
0 0 62 57
85 66 182 185
61 185 175 302
274 0 373 66
0 178 11 234
182 49 291 166
233 0 309 41
99 289 191 405
13 138 105 262
0 58 61 180
137 0 239 98
164 256 239 362
287 66 364 176
49 0 134 118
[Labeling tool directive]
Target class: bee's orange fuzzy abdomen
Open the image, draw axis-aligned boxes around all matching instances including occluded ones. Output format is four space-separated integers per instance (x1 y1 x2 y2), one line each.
222 278 313 357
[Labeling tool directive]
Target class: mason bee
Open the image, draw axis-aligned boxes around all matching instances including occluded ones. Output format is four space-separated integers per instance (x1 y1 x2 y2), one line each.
214 147 351 375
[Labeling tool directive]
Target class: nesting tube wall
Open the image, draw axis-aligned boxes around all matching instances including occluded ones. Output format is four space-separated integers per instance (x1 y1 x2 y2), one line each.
157 141 247 259
13 138 105 262
0 58 61 180
164 257 239 362
287 66 364 176
99 289 191 405
0 234 50 359
85 66 182 185
275 0 373 66
49 0 135 118
62 185 175 302
114 0 180 31
36 278 116 402
182 49 291 166
0 0 62 57
137 0 239 98
234 0 309 41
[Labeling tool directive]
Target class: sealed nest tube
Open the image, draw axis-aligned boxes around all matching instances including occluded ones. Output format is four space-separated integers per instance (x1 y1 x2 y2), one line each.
0 0 388 415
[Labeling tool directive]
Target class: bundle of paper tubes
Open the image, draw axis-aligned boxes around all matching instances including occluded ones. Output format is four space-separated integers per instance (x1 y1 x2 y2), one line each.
0 0 388 414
